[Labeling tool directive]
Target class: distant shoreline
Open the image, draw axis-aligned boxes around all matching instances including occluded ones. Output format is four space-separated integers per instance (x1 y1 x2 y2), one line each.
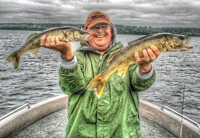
0 23 200 36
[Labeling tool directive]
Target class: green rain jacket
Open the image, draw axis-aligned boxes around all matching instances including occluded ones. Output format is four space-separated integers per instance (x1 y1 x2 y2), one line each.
59 27 156 138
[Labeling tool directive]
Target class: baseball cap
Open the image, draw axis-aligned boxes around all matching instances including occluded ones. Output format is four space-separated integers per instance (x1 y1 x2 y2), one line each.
83 11 111 30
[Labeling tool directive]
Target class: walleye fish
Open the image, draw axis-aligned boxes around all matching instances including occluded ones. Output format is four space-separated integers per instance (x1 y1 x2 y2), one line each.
7 26 91 70
87 33 192 98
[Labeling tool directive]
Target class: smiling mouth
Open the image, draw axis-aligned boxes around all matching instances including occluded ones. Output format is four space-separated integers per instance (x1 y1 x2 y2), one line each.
94 34 106 38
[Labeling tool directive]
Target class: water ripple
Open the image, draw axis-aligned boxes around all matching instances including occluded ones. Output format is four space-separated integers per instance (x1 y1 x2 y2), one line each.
0 31 200 125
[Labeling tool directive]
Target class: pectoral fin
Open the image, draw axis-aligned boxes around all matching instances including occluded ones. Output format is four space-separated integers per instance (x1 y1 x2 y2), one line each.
30 47 41 57
166 45 176 51
117 66 129 78
65 30 74 41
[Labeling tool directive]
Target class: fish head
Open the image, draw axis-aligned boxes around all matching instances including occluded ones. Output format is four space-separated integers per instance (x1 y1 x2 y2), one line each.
62 29 91 42
164 34 192 51
73 30 92 41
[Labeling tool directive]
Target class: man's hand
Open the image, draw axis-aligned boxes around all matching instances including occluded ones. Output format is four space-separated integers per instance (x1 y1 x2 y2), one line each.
40 35 74 60
135 45 160 74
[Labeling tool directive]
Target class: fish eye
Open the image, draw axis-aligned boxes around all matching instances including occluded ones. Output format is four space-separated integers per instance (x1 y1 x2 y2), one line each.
179 36 185 40
80 31 85 34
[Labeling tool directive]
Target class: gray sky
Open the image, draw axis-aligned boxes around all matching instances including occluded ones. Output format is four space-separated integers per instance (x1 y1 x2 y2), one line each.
0 0 199 27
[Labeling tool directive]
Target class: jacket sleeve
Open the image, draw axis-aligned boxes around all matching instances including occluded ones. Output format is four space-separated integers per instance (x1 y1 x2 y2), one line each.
129 63 156 92
59 51 86 96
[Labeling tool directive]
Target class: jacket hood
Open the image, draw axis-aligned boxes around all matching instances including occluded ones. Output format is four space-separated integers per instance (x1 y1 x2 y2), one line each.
79 23 117 54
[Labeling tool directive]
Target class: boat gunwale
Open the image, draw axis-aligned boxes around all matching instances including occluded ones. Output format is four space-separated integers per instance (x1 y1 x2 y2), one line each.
139 100 200 137
0 95 68 138
0 95 199 138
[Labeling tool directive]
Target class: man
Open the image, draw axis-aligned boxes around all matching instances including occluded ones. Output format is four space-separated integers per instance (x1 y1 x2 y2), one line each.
40 11 160 138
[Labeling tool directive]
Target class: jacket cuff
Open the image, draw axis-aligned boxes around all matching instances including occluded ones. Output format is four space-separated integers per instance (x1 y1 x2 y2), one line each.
136 66 154 80
60 55 77 69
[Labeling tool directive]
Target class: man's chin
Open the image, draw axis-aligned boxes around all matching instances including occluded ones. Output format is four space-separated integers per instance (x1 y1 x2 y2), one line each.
89 40 110 51
96 45 109 51
95 41 108 47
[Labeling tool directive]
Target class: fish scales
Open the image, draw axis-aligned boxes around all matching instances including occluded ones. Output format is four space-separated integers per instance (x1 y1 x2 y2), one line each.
102 37 165 79
7 26 91 70
87 33 192 98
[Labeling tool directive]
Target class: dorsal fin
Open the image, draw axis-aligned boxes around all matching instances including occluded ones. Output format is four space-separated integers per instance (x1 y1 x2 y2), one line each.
25 33 38 43
106 49 121 65
42 27 52 32
128 34 154 45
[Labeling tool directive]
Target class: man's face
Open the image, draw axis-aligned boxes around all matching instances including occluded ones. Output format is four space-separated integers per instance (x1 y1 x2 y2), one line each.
87 23 112 53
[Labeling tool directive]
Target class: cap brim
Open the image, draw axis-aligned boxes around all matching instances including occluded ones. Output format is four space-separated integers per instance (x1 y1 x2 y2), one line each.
87 20 111 28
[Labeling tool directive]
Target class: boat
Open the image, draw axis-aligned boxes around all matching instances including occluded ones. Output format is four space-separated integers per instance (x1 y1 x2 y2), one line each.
0 95 199 138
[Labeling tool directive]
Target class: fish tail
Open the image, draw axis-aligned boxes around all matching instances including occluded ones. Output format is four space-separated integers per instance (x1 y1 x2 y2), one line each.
6 50 21 70
87 74 107 98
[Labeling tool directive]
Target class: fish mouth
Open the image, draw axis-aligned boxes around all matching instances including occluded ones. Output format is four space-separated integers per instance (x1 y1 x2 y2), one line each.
80 34 92 41
181 37 192 51
175 37 192 51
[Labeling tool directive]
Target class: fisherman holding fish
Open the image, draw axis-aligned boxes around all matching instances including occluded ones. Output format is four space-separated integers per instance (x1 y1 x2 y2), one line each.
6 9 191 137
40 11 160 138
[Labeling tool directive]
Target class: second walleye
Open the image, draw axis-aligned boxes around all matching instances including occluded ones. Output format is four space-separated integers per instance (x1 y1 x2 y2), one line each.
7 26 91 70
87 33 192 98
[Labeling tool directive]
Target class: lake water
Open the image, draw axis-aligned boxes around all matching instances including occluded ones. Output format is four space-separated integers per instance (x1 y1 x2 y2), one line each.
0 30 199 125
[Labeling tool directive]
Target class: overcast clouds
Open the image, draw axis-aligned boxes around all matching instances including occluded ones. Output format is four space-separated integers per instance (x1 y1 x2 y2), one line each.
0 0 199 27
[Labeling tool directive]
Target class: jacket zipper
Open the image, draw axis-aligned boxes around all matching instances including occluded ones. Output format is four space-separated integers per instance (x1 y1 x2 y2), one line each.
96 54 103 138
98 55 103 73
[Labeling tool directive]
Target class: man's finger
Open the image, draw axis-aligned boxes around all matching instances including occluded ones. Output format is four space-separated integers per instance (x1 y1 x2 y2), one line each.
150 45 160 57
134 51 141 63
147 48 156 61
40 35 47 46
50 36 56 47
55 36 60 46
143 49 150 62
135 51 145 64
45 36 51 47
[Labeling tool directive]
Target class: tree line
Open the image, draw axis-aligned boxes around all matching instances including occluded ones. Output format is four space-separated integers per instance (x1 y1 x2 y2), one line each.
0 23 200 36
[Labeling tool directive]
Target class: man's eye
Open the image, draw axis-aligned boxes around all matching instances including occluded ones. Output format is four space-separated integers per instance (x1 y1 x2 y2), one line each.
90 25 109 30
94 27 99 30
102 25 107 29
